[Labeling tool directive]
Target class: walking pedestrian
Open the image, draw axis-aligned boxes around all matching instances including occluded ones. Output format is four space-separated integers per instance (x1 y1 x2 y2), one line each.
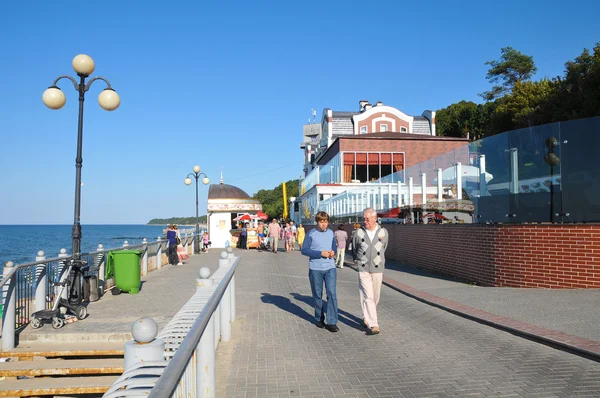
334 224 348 268
268 219 281 253
240 222 248 249
350 223 360 264
166 224 179 266
353 208 389 335
301 211 339 332
296 223 306 248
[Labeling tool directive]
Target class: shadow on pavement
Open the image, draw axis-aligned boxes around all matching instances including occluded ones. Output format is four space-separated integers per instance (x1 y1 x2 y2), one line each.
260 293 313 323
290 293 364 331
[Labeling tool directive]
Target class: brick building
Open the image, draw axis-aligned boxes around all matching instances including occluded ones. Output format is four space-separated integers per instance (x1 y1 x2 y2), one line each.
297 101 470 223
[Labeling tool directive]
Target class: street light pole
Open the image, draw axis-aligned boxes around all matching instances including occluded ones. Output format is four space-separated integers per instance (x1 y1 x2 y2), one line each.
43 54 120 259
185 166 210 254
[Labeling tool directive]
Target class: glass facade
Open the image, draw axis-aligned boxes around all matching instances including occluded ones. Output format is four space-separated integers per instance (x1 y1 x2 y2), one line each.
314 117 600 224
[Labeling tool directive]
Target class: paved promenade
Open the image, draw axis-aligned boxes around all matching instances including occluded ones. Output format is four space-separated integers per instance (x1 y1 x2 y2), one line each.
15 252 222 345
10 245 600 397
216 248 600 397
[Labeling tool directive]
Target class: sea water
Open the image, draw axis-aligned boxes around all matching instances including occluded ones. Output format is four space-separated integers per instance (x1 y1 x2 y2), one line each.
0 225 169 273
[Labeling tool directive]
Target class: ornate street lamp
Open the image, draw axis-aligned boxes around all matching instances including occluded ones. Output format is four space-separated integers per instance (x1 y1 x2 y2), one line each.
42 54 120 259
184 166 210 254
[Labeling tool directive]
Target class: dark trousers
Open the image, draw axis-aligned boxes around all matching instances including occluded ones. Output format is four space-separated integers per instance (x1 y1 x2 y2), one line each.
240 235 247 249
168 244 178 264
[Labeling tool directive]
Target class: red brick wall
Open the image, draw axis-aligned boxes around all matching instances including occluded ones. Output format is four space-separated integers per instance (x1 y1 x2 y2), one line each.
305 223 600 288
339 138 469 169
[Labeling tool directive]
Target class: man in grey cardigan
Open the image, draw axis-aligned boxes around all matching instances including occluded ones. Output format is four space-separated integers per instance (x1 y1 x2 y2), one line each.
353 207 389 335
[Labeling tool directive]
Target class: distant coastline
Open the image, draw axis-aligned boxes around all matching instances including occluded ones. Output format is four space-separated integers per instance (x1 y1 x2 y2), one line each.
147 216 207 226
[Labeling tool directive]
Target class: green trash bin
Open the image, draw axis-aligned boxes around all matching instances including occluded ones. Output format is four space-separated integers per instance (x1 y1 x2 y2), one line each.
107 250 142 294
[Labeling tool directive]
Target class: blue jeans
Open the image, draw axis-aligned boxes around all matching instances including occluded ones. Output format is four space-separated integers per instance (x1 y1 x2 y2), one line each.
308 268 338 325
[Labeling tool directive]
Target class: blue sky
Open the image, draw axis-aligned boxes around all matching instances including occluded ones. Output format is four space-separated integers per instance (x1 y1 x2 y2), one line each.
1 0 598 224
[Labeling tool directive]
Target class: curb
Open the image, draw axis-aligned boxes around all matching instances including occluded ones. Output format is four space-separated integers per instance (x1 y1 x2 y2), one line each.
347 263 600 363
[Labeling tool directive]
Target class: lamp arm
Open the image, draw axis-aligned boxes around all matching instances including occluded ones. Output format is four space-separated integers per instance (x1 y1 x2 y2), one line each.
187 172 197 180
85 76 114 92
51 75 79 91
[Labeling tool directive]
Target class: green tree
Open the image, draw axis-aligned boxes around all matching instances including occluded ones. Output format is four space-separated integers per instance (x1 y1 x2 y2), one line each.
495 79 557 128
436 100 479 138
553 43 600 121
480 46 537 101
252 179 299 219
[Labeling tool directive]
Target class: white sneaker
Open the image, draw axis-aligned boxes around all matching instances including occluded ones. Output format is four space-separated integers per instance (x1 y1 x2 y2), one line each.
177 262 183 265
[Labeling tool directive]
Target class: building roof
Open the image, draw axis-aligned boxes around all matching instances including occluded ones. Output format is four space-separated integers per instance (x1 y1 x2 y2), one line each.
336 131 464 141
208 183 251 200
331 111 359 118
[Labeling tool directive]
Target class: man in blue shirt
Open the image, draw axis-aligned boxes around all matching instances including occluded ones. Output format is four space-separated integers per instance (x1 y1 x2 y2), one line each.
301 211 339 332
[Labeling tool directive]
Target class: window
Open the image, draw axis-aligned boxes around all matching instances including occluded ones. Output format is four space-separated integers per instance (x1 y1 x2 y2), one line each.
401 127 407 132
360 126 367 134
380 124 388 132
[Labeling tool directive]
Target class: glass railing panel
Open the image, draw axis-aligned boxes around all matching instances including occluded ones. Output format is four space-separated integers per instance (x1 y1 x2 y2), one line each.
507 123 561 223
560 117 600 222
475 132 510 222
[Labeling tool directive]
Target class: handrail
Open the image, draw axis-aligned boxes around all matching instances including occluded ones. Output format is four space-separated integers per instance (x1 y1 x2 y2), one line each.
147 256 240 397
0 239 168 290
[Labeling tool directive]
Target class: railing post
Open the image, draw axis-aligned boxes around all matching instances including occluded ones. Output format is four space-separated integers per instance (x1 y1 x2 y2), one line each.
124 317 164 371
58 248 69 300
226 247 236 321
156 237 163 270
141 238 148 277
479 154 488 196
456 162 463 200
219 251 232 342
437 168 443 202
196 267 216 397
96 244 106 297
35 251 47 313
421 172 427 206
2 262 16 351
190 231 195 254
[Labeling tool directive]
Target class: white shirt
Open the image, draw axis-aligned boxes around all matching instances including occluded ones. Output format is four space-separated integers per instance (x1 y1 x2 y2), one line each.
366 227 377 242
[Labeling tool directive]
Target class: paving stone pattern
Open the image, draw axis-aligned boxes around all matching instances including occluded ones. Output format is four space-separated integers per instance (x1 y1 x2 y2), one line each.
383 262 600 343
216 249 600 398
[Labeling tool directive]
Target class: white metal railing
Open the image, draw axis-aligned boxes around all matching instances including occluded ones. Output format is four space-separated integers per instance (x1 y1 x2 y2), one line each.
317 161 481 219
0 230 201 351
103 250 239 398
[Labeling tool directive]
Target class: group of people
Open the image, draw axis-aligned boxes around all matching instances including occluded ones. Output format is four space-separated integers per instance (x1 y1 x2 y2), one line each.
241 219 306 253
300 207 388 336
166 224 211 266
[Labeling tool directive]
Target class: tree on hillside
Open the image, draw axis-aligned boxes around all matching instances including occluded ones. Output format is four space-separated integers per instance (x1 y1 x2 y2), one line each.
480 46 537 101
553 43 600 121
494 79 557 128
252 179 299 219
436 101 479 138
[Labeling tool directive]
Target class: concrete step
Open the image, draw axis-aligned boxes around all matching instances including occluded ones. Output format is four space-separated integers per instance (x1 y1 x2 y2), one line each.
0 375 118 397
1 342 124 360
0 358 123 377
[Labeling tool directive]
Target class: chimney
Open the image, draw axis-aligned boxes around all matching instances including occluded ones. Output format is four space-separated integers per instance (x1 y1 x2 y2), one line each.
359 100 369 111
364 103 372 111
375 101 383 106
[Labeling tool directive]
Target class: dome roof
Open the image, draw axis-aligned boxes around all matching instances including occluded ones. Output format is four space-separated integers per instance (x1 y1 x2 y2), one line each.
208 183 251 200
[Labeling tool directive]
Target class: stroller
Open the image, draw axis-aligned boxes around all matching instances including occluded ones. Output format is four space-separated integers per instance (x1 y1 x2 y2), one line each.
30 258 88 329
258 236 270 251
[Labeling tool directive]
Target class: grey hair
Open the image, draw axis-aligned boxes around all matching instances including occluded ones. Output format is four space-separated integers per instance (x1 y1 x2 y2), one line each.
363 207 377 218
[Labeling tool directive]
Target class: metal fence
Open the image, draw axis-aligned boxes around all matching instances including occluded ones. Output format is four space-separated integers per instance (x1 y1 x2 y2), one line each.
1 229 200 351
104 252 239 398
